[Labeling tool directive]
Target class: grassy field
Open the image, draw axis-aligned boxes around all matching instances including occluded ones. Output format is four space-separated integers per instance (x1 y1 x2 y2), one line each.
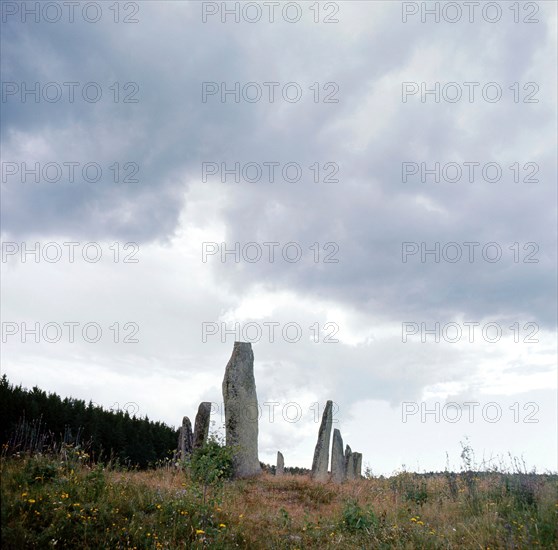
1 448 557 549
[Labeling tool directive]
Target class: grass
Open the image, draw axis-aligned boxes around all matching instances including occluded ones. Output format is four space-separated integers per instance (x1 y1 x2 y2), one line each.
1 448 557 549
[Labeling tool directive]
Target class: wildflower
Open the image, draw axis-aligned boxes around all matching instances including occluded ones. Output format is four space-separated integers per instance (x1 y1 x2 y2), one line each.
410 517 417 522
21 492 28 498
239 514 244 519
61 493 69 499
27 499 36 504
417 520 424 526
156 504 162 509
196 529 205 535
219 523 226 528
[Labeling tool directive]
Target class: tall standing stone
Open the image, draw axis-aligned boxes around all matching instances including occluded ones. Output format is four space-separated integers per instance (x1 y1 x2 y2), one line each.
311 400 333 481
178 416 193 459
222 342 261 478
353 452 362 478
276 451 285 476
345 445 355 480
331 428 345 483
193 402 211 449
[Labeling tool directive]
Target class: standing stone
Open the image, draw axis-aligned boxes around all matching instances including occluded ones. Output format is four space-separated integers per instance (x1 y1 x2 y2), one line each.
331 429 345 483
276 451 285 476
176 427 183 460
353 452 362 478
311 400 333 481
345 445 355 480
193 402 211 449
178 416 193 459
222 342 261 478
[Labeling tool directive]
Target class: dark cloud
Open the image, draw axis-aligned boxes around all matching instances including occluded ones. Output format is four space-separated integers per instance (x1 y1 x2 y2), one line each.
1 1 556 471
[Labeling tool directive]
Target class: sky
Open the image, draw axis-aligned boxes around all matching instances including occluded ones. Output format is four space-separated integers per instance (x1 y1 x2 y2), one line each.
1 0 557 476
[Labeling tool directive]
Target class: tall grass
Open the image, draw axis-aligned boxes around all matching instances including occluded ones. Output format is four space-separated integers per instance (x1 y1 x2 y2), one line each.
1 442 557 549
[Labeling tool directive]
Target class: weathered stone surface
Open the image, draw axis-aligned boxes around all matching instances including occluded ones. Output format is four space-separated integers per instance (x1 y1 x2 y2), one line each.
353 452 362 478
222 341 261 478
311 400 333 481
178 416 193 459
176 427 183 460
331 428 345 483
193 402 211 449
345 445 355 480
276 451 285 476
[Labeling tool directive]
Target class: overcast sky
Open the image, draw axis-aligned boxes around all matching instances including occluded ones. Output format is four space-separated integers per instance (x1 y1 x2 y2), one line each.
1 0 557 475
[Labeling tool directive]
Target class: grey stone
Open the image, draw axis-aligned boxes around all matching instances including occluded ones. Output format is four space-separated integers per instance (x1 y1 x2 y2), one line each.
176 427 183 460
276 451 285 476
331 428 345 483
193 402 211 449
311 400 333 481
353 452 362 478
178 416 193 459
222 341 261 478
345 445 355 480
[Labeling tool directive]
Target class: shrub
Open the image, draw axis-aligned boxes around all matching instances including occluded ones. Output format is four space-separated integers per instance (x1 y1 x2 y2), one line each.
339 499 378 533
189 436 234 486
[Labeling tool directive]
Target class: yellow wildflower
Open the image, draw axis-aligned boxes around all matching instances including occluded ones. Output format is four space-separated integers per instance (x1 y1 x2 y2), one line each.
219 523 226 528
196 529 205 535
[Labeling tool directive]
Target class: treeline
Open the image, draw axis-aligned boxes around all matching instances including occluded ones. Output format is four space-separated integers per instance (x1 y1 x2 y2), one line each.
0 375 177 468
260 462 311 476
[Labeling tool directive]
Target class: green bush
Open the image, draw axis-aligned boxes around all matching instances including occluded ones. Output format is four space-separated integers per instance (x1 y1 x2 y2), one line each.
339 499 378 533
189 436 234 486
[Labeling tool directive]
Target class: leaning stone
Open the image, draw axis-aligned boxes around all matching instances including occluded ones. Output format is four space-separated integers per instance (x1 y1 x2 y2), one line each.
345 445 355 480
276 451 285 476
222 341 261 478
353 452 362 478
180 416 193 458
176 426 183 461
331 429 345 483
193 402 211 449
311 400 333 481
